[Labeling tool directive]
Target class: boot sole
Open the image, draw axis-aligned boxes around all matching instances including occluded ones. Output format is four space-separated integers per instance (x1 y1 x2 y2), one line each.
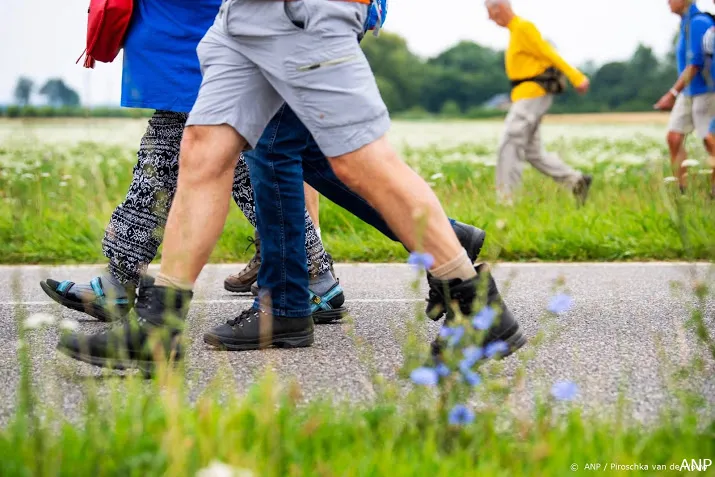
224 280 257 293
40 281 127 323
56 343 181 378
487 323 528 359
312 307 346 324
203 330 314 351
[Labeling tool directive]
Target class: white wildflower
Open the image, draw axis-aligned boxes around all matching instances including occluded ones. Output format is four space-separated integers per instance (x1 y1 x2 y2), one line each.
24 313 56 329
681 159 700 168
61 174 72 180
430 172 444 180
663 176 678 183
41 172 50 178
698 169 714 175
59 181 67 187
59 319 79 332
196 461 254 477
495 219 507 230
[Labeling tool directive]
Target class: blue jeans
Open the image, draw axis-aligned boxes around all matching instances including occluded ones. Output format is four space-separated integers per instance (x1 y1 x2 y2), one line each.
244 104 457 317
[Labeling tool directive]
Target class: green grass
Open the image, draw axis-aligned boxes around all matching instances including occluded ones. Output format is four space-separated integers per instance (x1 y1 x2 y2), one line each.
0 136 713 264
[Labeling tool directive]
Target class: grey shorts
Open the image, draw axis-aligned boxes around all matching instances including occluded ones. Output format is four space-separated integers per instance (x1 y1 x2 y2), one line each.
186 0 390 158
667 92 715 139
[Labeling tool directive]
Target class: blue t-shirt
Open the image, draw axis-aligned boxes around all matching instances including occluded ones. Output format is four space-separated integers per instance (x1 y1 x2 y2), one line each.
677 4 715 96
121 0 221 113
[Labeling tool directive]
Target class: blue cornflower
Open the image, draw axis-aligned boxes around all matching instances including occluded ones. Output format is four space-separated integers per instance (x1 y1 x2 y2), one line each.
548 293 573 314
459 346 484 373
439 325 454 339
448 404 475 425
447 326 465 347
407 252 434 271
410 367 439 386
462 370 482 387
435 363 451 377
485 341 509 359
551 380 579 401
472 306 496 330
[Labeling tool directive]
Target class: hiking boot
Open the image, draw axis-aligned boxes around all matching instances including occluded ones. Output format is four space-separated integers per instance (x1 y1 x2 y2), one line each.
56 276 193 376
203 308 314 351
224 230 261 293
426 264 526 359
452 221 486 263
573 174 593 205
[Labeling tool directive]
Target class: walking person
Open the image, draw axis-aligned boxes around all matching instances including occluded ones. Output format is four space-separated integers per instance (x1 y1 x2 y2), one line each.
654 0 715 195
485 0 593 205
57 0 527 374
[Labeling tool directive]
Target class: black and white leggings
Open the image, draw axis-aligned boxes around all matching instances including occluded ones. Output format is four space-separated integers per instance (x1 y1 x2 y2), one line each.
102 110 331 284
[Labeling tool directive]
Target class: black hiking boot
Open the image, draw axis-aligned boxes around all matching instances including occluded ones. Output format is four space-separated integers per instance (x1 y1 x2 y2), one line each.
426 264 526 359
203 308 314 351
452 221 486 263
56 276 193 376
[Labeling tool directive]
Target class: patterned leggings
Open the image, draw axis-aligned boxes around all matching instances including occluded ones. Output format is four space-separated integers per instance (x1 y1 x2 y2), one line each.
103 110 331 284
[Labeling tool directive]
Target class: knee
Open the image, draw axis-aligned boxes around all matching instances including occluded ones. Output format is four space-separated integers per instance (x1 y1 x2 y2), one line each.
328 137 396 191
666 132 683 151
179 125 241 182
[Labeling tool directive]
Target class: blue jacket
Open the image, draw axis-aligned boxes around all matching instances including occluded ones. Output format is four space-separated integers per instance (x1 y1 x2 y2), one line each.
677 3 715 96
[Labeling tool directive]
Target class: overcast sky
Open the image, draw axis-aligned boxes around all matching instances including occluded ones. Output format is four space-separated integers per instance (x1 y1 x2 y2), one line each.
2 0 714 106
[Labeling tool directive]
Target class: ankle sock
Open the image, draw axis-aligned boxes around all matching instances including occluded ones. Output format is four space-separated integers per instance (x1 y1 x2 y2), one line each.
155 272 194 291
309 269 337 296
430 249 477 282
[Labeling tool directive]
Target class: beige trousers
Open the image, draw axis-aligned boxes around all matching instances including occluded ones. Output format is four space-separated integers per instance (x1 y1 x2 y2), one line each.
496 94 582 201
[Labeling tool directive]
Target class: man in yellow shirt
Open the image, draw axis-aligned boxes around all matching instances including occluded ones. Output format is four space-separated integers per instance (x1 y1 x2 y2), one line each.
486 0 593 205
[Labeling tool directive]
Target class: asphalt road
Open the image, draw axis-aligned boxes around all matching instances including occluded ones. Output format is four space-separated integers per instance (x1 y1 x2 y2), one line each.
1 262 713 426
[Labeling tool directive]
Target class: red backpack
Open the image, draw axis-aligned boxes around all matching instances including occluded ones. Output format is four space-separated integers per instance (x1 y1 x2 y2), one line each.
76 0 134 69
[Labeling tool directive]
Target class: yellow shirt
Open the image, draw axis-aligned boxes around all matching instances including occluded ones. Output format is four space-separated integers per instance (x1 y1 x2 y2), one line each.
505 16 586 102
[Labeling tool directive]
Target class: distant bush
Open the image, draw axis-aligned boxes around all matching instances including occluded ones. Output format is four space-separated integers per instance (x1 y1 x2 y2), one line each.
0 106 153 118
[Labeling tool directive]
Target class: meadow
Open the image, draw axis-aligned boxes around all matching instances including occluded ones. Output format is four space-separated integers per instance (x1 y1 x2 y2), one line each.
1 113 713 265
1 115 714 476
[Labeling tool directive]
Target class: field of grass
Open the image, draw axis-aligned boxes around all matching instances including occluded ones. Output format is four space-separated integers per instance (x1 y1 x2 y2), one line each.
2 115 715 476
1 115 713 264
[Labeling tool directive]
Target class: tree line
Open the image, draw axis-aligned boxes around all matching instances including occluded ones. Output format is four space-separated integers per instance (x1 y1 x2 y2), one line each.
5 32 678 118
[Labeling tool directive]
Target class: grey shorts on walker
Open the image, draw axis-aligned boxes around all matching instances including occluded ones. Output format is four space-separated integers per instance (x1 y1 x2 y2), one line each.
185 0 391 158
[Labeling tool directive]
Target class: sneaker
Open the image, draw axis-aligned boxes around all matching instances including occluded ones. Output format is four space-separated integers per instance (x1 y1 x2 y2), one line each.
203 308 314 351
573 174 593 205
56 277 192 376
224 231 261 293
426 264 526 359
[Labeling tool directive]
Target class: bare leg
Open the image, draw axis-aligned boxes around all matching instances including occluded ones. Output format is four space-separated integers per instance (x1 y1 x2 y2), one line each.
304 182 321 234
328 136 462 267
667 131 687 191
159 125 246 285
704 136 715 195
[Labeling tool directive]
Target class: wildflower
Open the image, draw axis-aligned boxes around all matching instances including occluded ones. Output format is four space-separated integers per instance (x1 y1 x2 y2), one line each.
663 176 678 183
447 325 465 347
495 219 507 230
196 461 254 477
61 174 73 180
472 306 495 330
435 363 451 377
24 312 55 329
681 159 700 168
485 341 509 359
548 293 573 314
410 367 439 386
407 252 434 271
462 370 482 386
59 319 79 332
59 181 68 187
430 172 444 180
551 380 579 401
448 404 475 425
40 172 50 178
460 346 484 372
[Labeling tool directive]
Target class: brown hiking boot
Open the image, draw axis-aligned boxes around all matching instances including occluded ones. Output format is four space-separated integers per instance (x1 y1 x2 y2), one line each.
224 231 261 293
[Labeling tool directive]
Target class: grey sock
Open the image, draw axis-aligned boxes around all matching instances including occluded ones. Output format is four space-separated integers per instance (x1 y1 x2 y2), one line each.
309 270 337 296
67 268 130 298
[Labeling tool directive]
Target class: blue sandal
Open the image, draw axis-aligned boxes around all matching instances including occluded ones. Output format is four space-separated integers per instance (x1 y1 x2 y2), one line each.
309 283 347 324
40 276 133 322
